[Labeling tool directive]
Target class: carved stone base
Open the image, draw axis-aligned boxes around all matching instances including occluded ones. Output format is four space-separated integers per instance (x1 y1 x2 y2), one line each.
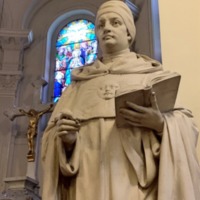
0 176 41 200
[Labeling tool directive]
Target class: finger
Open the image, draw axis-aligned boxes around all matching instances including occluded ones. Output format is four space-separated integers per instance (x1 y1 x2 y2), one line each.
59 111 74 120
57 131 77 137
57 124 80 132
57 118 80 127
126 119 143 127
120 108 143 123
150 92 159 110
54 111 78 124
60 113 81 125
125 101 147 113
57 131 69 137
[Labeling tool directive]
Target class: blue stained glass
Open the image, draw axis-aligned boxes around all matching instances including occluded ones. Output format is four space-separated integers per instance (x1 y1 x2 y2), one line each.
54 19 98 103
56 19 96 47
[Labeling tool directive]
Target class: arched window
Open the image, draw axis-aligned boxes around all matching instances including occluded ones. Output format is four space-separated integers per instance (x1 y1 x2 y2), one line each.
54 19 97 102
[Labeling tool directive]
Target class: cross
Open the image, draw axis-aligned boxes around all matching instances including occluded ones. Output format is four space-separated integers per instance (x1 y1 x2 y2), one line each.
4 77 54 180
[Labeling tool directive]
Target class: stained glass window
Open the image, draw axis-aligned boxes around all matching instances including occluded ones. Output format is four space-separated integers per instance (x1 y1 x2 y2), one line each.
54 19 98 102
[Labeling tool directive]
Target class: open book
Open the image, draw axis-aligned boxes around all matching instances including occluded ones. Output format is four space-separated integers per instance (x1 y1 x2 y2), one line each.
115 71 181 127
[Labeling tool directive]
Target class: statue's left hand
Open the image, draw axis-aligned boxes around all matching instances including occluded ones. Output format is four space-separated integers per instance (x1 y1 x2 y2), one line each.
119 92 164 133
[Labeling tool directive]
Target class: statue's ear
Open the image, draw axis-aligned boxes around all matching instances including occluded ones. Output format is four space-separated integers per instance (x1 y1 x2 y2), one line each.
127 32 132 43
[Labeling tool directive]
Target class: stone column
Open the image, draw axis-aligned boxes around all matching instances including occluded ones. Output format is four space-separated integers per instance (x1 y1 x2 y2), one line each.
0 30 41 200
0 71 22 193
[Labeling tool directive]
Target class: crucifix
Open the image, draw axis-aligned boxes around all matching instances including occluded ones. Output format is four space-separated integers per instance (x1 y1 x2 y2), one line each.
2 77 54 199
4 77 54 162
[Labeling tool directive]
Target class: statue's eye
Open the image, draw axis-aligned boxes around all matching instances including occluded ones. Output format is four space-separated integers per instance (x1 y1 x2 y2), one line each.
97 23 104 29
113 20 121 26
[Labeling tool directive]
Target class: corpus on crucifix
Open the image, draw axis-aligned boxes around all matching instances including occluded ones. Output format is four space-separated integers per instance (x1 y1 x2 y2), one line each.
19 104 53 161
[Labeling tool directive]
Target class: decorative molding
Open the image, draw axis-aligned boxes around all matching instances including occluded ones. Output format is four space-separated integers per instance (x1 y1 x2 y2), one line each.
31 77 47 90
0 71 22 95
0 30 33 50
0 176 41 200
0 30 33 71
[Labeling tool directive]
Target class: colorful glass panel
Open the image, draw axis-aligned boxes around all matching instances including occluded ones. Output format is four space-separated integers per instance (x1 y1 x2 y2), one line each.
54 19 97 102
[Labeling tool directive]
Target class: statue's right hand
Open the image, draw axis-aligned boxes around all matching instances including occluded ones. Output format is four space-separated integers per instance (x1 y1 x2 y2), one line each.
55 112 80 149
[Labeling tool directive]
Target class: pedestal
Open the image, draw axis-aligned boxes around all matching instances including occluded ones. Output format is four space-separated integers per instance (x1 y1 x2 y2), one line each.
0 176 41 200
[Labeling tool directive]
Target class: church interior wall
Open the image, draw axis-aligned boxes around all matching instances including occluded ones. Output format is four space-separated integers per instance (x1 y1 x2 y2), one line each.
158 0 200 160
0 0 200 196
0 96 15 190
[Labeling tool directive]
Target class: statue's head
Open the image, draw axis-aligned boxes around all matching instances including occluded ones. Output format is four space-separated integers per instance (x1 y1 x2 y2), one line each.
29 109 37 115
95 0 136 54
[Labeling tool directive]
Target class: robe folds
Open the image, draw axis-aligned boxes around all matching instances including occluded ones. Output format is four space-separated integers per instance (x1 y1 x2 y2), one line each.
41 52 200 200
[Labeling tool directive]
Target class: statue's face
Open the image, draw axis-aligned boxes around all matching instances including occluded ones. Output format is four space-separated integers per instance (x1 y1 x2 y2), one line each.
96 12 131 54
98 81 119 100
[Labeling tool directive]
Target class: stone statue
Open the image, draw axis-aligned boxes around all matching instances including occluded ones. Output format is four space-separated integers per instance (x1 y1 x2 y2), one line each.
19 104 53 161
41 1 200 200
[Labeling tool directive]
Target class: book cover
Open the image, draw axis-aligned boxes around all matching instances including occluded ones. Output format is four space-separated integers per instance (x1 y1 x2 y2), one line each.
115 72 181 128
